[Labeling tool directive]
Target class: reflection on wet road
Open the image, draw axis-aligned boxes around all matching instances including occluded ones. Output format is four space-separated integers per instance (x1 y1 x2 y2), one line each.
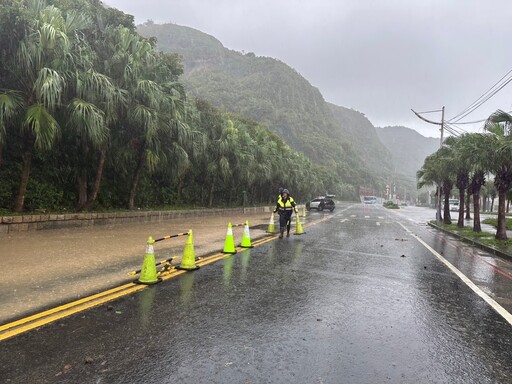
1 204 512 383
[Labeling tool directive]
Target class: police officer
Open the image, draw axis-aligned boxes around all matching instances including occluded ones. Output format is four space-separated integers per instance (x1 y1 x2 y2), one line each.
277 187 284 202
274 189 298 238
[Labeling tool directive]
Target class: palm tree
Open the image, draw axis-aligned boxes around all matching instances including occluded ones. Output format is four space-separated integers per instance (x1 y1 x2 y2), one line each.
445 135 470 228
417 147 455 224
485 110 512 240
457 133 492 233
0 3 93 211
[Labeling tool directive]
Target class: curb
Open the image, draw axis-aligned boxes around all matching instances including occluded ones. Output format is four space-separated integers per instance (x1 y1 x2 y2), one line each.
0 205 282 234
428 222 512 262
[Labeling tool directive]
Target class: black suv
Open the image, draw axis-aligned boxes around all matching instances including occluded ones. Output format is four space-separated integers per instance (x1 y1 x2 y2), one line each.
306 196 335 212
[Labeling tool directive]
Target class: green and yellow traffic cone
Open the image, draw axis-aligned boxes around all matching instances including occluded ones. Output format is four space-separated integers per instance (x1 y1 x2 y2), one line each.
294 214 305 235
222 223 237 254
240 220 254 248
266 212 275 233
177 230 199 270
135 236 162 285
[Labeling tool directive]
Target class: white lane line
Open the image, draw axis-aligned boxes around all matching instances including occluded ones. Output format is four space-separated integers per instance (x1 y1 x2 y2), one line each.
350 215 356 218
378 216 384 219
398 222 512 326
376 222 381 226
364 216 370 219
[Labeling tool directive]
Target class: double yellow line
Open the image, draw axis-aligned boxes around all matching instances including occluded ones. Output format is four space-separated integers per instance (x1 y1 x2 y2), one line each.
0 213 333 342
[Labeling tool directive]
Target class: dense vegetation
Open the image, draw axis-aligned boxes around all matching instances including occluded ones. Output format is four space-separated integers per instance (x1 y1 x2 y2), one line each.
137 22 397 200
0 0 346 213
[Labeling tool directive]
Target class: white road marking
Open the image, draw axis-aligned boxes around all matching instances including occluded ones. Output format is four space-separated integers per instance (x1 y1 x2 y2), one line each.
364 216 370 219
378 216 384 219
350 215 356 218
376 222 381 226
398 222 512 326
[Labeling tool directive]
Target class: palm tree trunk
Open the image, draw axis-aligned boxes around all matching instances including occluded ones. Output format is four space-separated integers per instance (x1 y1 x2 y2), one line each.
457 188 465 228
435 186 442 222
76 141 89 211
176 164 191 202
496 190 508 240
128 150 145 210
85 149 107 211
443 192 451 225
208 179 215 207
465 191 471 220
472 190 482 233
0 143 3 168
14 136 35 212
76 170 88 211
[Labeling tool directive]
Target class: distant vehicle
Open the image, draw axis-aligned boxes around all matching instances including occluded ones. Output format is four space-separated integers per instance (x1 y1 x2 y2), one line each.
448 199 459 212
363 196 377 204
306 195 335 212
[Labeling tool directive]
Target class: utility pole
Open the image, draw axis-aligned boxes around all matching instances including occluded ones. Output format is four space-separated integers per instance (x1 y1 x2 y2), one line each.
411 106 445 222
440 106 445 147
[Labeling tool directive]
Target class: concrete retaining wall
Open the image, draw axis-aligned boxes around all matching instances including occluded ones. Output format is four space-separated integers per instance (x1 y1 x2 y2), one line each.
0 206 274 234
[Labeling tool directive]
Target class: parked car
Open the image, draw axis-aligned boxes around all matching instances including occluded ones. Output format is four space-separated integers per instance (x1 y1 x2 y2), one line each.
448 199 459 212
363 196 377 204
306 195 335 212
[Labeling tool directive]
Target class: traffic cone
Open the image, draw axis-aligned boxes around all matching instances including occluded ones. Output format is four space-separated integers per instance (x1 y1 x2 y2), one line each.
294 214 305 235
177 230 199 270
266 212 275 233
135 236 162 284
240 220 254 248
302 205 307 218
222 223 237 254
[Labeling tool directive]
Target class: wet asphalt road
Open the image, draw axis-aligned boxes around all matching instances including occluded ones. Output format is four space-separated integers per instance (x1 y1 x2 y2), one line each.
2 203 512 383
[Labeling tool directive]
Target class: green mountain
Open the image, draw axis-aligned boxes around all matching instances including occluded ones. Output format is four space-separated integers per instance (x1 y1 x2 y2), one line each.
375 126 439 192
137 22 395 195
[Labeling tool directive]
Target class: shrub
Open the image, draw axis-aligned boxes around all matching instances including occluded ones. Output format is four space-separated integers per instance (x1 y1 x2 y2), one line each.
383 200 400 209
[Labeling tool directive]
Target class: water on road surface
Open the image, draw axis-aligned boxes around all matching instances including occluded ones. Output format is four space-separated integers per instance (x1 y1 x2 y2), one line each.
1 204 512 383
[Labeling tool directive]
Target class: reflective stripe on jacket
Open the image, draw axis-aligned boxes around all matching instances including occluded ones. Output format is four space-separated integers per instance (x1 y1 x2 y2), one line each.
276 196 296 212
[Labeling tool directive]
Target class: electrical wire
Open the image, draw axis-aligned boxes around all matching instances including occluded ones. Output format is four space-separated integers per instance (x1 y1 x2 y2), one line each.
454 109 512 125
448 67 512 123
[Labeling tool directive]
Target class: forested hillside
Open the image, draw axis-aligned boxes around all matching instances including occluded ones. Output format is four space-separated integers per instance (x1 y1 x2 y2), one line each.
0 1 437 213
376 126 439 181
137 22 395 198
0 0 340 213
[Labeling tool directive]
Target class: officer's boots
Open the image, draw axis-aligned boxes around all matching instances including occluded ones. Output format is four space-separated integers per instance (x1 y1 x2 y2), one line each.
279 227 285 239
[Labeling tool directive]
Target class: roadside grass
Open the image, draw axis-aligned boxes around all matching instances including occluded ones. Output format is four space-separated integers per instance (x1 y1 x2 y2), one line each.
482 217 512 230
433 221 512 255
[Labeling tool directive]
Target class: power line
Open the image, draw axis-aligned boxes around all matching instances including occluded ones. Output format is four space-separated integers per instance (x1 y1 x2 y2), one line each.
448 67 512 123
451 117 487 125
453 109 512 125
443 122 467 136
452 76 512 123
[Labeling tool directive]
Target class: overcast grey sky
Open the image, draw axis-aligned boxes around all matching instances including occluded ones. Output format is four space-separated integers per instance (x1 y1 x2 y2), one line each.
105 0 512 138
